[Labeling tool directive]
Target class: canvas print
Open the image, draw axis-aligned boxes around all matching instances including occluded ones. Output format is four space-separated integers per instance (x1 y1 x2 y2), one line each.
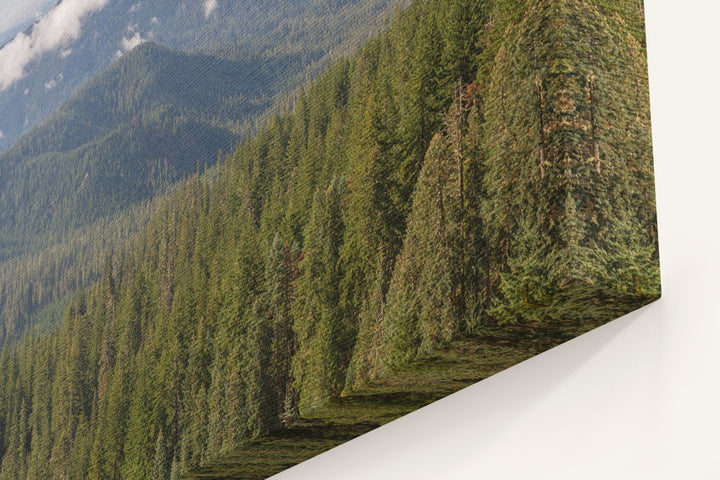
0 0 659 478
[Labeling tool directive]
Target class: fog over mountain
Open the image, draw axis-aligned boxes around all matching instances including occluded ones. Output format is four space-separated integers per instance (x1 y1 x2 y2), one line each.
0 0 405 153
0 0 56 44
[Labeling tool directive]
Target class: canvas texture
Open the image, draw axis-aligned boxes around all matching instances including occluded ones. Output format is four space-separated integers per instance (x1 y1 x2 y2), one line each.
0 1 658 478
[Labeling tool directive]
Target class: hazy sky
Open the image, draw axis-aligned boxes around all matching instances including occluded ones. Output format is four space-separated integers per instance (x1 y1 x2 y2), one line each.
0 0 57 38
0 0 110 90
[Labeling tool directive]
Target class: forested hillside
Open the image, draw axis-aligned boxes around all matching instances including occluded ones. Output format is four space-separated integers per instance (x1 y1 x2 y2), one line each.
0 43 246 260
0 0 409 344
0 0 658 479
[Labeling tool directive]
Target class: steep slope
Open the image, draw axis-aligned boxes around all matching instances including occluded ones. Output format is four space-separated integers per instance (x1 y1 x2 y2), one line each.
0 41 285 260
0 43 272 341
0 0 657 479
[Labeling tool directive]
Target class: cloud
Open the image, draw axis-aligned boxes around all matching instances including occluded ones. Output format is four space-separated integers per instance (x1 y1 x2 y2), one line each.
204 0 218 19
0 0 55 35
0 0 110 91
60 48 73 58
129 3 141 13
151 17 159 25
116 32 148 58
0 130 4 139
122 33 146 51
44 72 63 91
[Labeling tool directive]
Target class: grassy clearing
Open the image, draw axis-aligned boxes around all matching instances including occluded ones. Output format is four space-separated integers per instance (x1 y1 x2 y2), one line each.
183 315 621 480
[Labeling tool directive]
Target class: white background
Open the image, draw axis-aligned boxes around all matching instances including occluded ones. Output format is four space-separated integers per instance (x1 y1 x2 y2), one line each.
277 1 720 478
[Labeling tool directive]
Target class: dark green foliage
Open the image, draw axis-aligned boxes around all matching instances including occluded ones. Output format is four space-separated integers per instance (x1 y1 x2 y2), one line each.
383 133 464 366
0 1 658 478
245 235 300 434
293 178 349 412
482 0 659 323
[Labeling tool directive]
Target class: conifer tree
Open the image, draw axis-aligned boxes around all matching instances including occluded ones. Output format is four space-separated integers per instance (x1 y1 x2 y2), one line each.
441 0 488 88
245 297 274 436
462 88 492 328
0 401 27 480
152 430 169 480
265 235 300 423
292 177 348 411
482 0 658 322
25 336 54 480
221 354 246 454
383 131 464 366
182 386 208 471
344 253 390 388
204 361 226 461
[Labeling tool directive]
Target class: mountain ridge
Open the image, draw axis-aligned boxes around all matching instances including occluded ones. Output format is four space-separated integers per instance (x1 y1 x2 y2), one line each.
0 0 408 153
0 0 410 343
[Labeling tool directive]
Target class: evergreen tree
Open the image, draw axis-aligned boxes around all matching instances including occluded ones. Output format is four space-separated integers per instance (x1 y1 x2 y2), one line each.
482 0 658 323
292 177 348 411
244 297 275 436
152 430 169 480
344 253 390 388
383 131 464 366
265 235 300 423
204 362 226 461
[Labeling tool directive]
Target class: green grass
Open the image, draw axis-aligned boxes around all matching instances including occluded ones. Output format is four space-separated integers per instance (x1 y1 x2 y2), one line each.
183 315 623 480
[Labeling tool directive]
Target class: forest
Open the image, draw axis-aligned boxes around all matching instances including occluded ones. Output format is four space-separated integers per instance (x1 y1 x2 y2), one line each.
0 0 658 478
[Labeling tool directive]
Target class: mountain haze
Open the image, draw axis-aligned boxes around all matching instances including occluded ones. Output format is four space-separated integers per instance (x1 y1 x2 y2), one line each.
0 0 409 343
0 0 407 153
0 41 286 261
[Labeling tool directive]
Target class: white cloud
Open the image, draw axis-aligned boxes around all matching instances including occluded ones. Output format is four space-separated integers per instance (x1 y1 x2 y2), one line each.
129 3 141 13
122 32 146 51
204 0 218 19
151 17 159 25
0 130 4 139
44 72 63 91
60 48 73 58
0 0 110 91
0 0 55 35
116 32 148 58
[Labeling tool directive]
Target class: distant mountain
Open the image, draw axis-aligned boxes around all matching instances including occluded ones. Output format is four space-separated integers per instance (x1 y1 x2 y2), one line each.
0 42 265 260
0 0 407 153
0 0 409 342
